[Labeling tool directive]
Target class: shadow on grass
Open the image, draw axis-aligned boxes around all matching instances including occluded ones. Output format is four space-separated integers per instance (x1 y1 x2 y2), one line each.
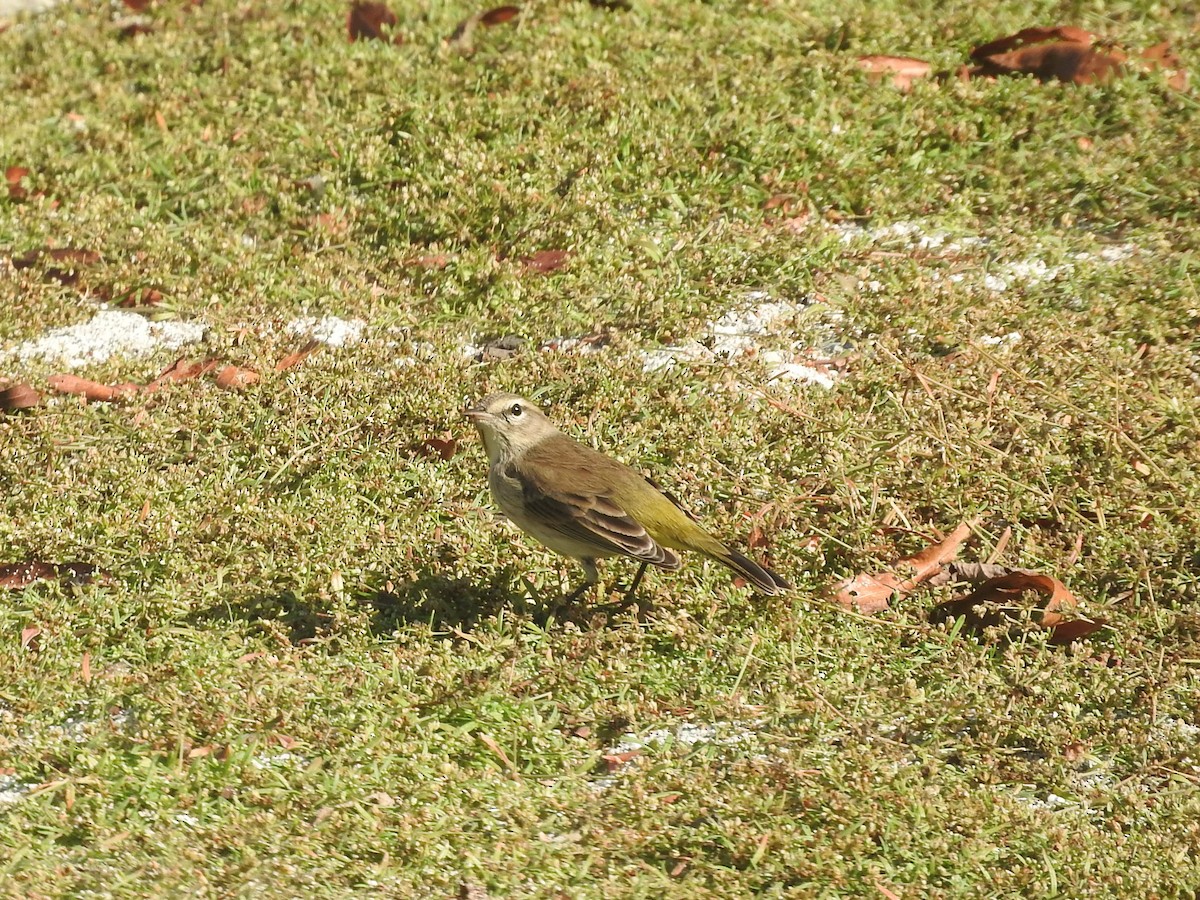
366 569 521 634
184 592 328 645
184 567 632 645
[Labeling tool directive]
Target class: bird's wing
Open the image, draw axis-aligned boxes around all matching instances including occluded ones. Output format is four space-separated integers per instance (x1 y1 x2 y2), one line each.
508 449 681 569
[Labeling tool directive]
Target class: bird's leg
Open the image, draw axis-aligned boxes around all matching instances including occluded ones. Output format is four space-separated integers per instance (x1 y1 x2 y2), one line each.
545 558 598 623
622 561 649 604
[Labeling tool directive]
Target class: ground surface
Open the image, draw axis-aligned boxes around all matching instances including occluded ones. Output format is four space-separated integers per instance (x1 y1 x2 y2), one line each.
1 0 1199 897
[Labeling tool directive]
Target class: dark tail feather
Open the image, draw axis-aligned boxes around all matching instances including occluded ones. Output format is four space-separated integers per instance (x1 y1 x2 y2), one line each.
718 549 790 595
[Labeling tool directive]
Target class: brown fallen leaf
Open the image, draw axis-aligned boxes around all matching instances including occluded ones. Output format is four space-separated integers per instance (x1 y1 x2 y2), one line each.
12 247 102 287
347 1 403 43
21 626 41 651
927 561 1037 587
976 41 1125 85
275 339 323 372
931 571 1106 643
970 26 1096 61
215 365 261 390
0 383 41 411
448 4 519 50
480 4 519 25
414 437 459 460
1140 41 1188 90
5 165 29 201
477 733 515 771
147 356 220 390
0 561 102 590
856 55 933 90
47 375 140 403
832 520 976 614
521 249 571 273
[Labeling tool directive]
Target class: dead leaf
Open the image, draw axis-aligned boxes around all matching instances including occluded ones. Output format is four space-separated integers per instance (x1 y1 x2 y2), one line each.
479 5 519 25
932 571 1106 643
832 520 976 614
1140 41 1188 90
407 253 450 269
970 26 1096 61
601 749 641 772
275 339 322 372
459 882 492 900
5 166 29 201
975 41 1125 85
0 383 41 411
347 1 403 43
448 5 519 50
416 437 459 460
927 561 1035 587
12 247 101 286
215 365 260 390
147 356 220 390
21 626 41 651
47 375 139 403
521 249 571 273
0 561 103 590
81 651 91 685
856 55 933 90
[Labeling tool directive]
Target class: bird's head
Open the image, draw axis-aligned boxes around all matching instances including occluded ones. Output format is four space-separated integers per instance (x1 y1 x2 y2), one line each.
464 392 557 462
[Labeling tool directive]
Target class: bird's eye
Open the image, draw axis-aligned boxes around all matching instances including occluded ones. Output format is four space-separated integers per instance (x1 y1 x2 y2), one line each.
510 403 523 417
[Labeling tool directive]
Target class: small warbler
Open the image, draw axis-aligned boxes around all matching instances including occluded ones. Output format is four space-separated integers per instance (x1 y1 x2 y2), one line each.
465 392 789 600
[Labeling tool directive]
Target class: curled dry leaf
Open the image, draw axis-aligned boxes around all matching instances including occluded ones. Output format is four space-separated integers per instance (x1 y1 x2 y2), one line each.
832 520 976 614
932 571 1106 644
448 4 519 50
347 1 403 44
275 339 323 372
416 437 459 460
1140 41 1188 90
976 41 1125 84
147 356 220 390
927 561 1035 587
856 55 933 90
21 626 41 651
479 4 520 25
5 166 29 201
970 26 1096 61
215 365 261 390
48 375 140 403
521 249 571 273
0 561 102 590
0 383 41 411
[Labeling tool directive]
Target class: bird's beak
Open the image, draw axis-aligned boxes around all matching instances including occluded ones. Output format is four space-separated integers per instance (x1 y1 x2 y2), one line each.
463 400 487 423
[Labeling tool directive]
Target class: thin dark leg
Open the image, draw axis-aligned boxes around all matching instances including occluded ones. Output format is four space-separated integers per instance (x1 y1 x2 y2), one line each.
622 562 649 603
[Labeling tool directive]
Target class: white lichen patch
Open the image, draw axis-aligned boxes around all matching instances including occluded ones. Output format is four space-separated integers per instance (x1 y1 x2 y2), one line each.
1 309 205 368
284 315 366 347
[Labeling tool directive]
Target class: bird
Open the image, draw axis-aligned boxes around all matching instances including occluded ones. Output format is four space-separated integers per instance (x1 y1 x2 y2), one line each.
464 391 789 603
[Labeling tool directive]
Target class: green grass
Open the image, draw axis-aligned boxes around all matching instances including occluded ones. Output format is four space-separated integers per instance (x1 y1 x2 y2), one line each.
2 0 1200 896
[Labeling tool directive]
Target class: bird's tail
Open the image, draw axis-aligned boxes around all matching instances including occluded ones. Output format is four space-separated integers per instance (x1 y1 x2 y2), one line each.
712 547 790 596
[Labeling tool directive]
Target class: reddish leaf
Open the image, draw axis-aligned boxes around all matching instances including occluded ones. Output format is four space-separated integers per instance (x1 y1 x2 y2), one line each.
275 339 323 372
81 651 91 685
832 520 976 614
477 733 515 771
122 0 151 9
970 26 1096 61
5 166 29 201
1140 41 1188 90
21 626 41 651
147 356 220 390
407 253 450 269
416 437 459 460
856 55 933 90
932 571 1106 643
601 749 641 772
521 249 571 273
118 21 155 39
48 375 139 403
0 383 41 411
480 5 520 25
347 1 402 44
215 365 261 390
0 562 102 590
976 41 1125 84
